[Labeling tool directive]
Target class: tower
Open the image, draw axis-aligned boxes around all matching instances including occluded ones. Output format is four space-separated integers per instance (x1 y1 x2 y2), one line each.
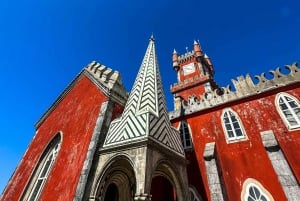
171 41 218 110
82 36 189 201
1 61 128 200
170 41 300 201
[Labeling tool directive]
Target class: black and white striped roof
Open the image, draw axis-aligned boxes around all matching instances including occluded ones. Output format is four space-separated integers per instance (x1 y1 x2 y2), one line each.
103 37 184 155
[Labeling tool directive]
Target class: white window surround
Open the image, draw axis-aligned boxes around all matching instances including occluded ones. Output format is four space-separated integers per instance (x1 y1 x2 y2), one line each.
241 178 274 201
178 121 193 149
275 92 300 130
221 108 247 143
22 133 62 201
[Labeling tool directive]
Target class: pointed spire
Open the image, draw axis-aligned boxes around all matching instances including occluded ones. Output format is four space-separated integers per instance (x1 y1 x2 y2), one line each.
103 38 184 155
194 40 203 57
150 33 155 41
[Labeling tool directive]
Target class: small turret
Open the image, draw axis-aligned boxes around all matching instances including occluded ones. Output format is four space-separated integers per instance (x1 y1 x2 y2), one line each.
172 49 179 71
194 40 203 58
204 53 214 74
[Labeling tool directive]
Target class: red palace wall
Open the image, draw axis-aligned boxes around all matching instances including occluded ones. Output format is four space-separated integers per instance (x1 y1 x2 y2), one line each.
1 75 122 201
172 86 300 201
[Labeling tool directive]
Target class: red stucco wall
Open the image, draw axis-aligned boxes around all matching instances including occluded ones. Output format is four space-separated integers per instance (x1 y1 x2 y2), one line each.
1 75 117 201
172 87 300 201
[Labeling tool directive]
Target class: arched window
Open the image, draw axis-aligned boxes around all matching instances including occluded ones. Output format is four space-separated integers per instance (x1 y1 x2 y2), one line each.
21 133 62 201
178 121 193 149
189 187 202 201
241 178 274 201
276 93 300 130
222 108 247 143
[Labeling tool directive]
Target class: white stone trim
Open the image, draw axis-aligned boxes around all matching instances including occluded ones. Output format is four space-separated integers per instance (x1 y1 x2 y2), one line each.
221 108 248 143
241 178 274 201
275 92 300 130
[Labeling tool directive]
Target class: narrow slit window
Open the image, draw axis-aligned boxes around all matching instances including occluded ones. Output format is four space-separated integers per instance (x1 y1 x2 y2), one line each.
179 121 193 149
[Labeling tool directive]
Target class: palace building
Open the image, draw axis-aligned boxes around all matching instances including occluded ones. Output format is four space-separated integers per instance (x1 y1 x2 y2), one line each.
1 37 300 201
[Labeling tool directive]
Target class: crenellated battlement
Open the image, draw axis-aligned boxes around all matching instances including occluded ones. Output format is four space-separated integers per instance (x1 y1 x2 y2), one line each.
35 61 128 128
178 50 195 62
169 63 300 119
85 61 128 105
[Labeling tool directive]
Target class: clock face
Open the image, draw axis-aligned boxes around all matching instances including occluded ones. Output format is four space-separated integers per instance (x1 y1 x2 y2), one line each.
182 63 195 75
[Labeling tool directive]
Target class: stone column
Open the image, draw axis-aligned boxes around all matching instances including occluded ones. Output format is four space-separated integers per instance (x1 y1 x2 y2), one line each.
260 130 300 201
203 142 225 201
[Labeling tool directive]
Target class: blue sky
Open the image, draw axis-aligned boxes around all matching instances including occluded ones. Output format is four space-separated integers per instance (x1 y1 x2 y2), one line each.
0 0 299 194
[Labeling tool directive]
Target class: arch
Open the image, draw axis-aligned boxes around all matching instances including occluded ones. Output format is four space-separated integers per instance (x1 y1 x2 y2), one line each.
21 132 62 201
104 183 119 201
149 159 189 201
221 108 247 143
275 92 300 130
94 154 136 201
151 176 175 201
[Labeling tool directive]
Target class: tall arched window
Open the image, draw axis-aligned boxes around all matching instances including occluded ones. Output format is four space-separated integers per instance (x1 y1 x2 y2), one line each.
21 133 62 201
178 121 193 149
222 108 247 143
276 93 300 130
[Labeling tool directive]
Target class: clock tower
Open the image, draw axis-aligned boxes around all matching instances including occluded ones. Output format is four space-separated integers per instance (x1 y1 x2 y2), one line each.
171 40 219 110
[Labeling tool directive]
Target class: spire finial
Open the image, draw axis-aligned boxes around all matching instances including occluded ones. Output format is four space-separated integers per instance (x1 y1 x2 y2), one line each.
150 33 155 41
185 46 189 53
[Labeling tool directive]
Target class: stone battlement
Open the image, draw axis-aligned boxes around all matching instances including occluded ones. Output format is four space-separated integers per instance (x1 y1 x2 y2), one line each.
178 50 195 62
85 61 128 105
169 63 300 119
35 61 128 128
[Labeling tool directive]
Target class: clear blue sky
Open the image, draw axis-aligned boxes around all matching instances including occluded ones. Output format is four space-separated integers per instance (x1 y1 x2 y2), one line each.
0 0 299 194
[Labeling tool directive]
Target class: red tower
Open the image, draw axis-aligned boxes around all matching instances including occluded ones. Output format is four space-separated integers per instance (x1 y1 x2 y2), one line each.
1 62 127 201
170 41 300 201
171 40 218 110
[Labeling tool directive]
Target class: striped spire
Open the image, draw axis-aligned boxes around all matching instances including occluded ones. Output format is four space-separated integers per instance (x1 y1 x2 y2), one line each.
103 37 184 155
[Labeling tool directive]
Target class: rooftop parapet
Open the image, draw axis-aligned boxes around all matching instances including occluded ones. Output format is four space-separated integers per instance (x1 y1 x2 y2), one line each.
169 63 300 119
35 61 128 128
178 50 195 62
85 61 128 105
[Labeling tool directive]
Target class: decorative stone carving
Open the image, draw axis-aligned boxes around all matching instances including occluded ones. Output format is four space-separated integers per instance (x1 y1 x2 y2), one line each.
170 63 300 119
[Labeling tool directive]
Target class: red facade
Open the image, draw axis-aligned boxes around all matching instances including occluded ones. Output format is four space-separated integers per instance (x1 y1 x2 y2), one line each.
2 40 300 201
1 74 123 201
170 41 300 200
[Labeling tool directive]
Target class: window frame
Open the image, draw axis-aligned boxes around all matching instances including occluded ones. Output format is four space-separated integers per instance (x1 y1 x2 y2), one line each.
241 178 274 201
21 132 62 201
178 120 193 150
275 92 300 130
221 108 247 143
